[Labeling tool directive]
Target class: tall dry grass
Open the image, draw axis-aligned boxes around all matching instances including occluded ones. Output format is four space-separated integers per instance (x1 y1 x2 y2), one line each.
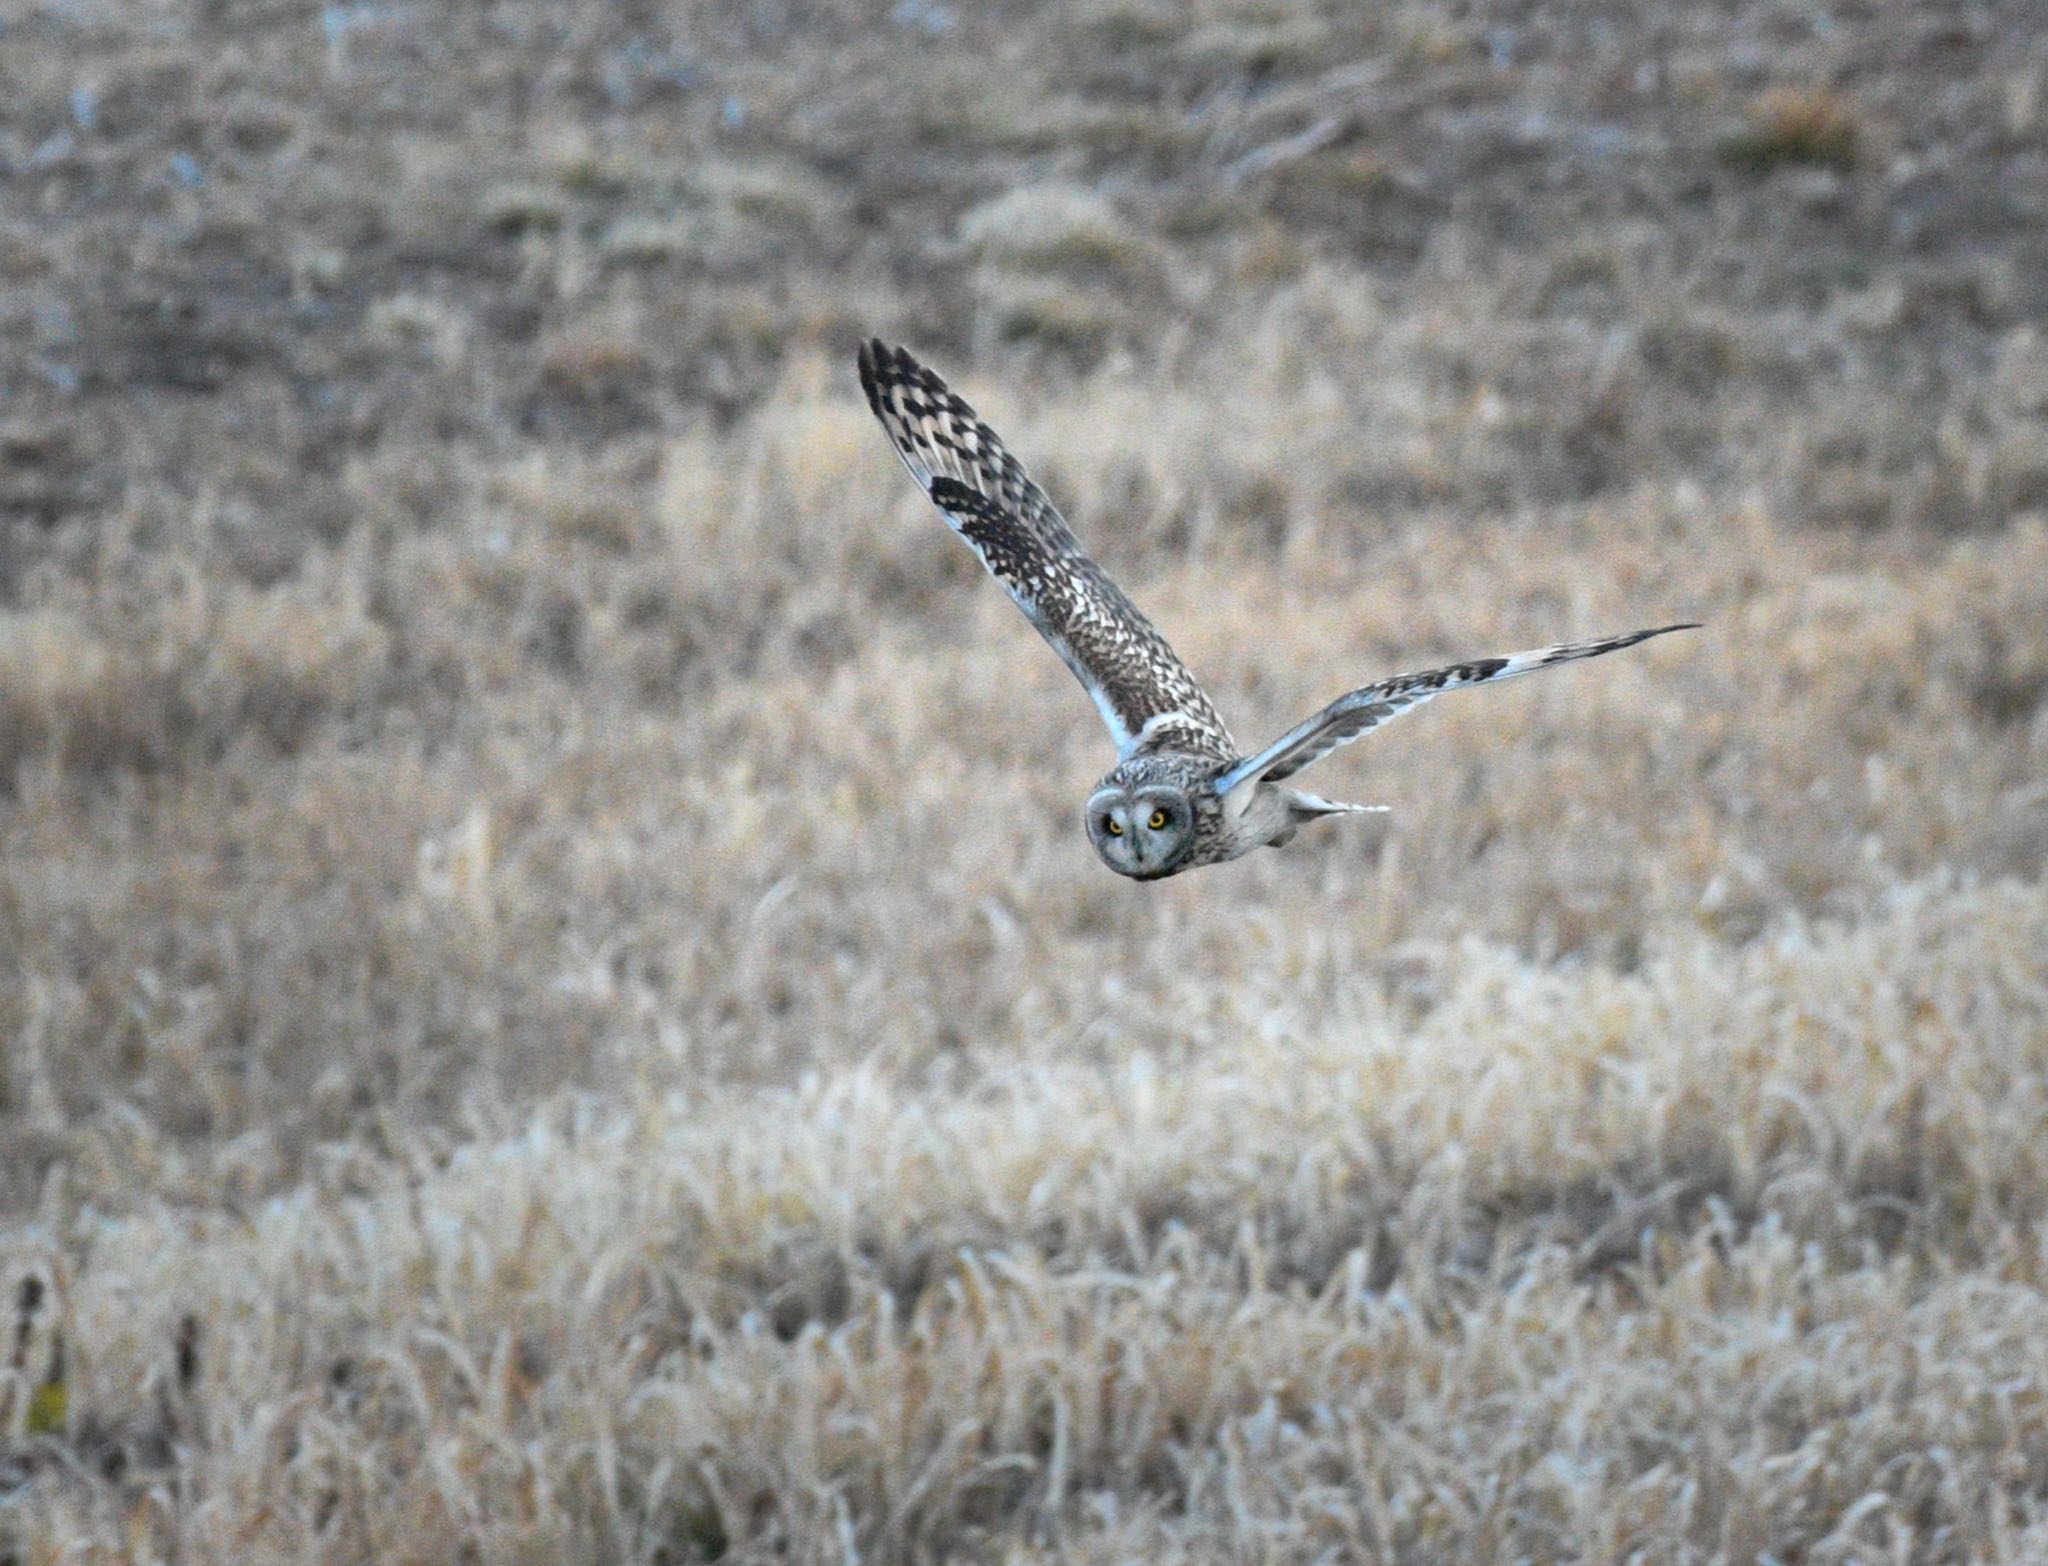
10 876 2048 1560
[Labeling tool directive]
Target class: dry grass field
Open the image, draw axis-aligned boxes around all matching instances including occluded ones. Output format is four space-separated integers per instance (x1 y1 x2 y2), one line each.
4 0 2048 1560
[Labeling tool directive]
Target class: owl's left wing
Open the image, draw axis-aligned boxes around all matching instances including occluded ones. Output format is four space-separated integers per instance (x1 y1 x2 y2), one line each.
1215 625 1698 799
858 339 1235 762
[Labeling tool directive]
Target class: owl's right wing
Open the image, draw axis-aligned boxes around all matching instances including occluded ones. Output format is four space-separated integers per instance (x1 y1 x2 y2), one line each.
1215 625 1698 799
858 339 1235 762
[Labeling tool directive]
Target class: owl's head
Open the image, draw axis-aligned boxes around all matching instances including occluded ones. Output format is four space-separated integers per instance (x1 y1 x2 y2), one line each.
1085 759 1206 880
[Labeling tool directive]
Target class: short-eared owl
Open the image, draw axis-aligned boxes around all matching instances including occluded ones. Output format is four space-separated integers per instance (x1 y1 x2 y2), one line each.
858 340 1695 881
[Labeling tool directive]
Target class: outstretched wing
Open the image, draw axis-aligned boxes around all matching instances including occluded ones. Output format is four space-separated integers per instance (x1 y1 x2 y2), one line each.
1215 625 1698 797
858 339 1234 762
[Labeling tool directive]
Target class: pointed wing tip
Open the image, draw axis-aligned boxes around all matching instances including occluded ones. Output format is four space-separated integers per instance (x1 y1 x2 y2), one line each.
1630 618 1695 642
855 336 896 414
855 338 954 424
854 337 924 376
1624 622 1702 648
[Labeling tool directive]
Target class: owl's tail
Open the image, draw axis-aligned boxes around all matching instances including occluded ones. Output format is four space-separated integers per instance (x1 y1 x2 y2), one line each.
1266 791 1385 849
1285 791 1389 820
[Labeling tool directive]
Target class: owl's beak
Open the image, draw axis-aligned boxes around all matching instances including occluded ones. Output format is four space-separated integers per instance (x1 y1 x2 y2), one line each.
1129 830 1177 879
1136 833 1164 876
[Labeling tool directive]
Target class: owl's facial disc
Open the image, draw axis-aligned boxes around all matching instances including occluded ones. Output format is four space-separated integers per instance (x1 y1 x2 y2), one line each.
1086 784 1192 879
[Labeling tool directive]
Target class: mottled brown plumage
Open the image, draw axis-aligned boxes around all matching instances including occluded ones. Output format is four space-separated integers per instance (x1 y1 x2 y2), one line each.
857 339 1696 880
858 339 1234 764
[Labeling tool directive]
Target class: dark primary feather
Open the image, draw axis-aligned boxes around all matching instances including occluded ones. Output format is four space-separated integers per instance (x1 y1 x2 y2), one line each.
857 339 1235 761
1216 624 1700 796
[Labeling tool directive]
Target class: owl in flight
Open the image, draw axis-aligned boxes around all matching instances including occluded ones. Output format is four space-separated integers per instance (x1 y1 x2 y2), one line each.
858 340 1695 881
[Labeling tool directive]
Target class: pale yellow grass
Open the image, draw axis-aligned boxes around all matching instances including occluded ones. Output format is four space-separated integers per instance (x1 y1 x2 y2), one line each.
10 876 2048 1561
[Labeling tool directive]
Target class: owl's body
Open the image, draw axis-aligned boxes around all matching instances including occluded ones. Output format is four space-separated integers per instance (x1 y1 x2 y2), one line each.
858 340 1693 881
1088 750 1364 880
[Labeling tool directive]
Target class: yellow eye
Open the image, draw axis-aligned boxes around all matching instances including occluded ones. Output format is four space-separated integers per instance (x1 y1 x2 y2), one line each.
1148 809 1168 830
1105 819 1123 836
